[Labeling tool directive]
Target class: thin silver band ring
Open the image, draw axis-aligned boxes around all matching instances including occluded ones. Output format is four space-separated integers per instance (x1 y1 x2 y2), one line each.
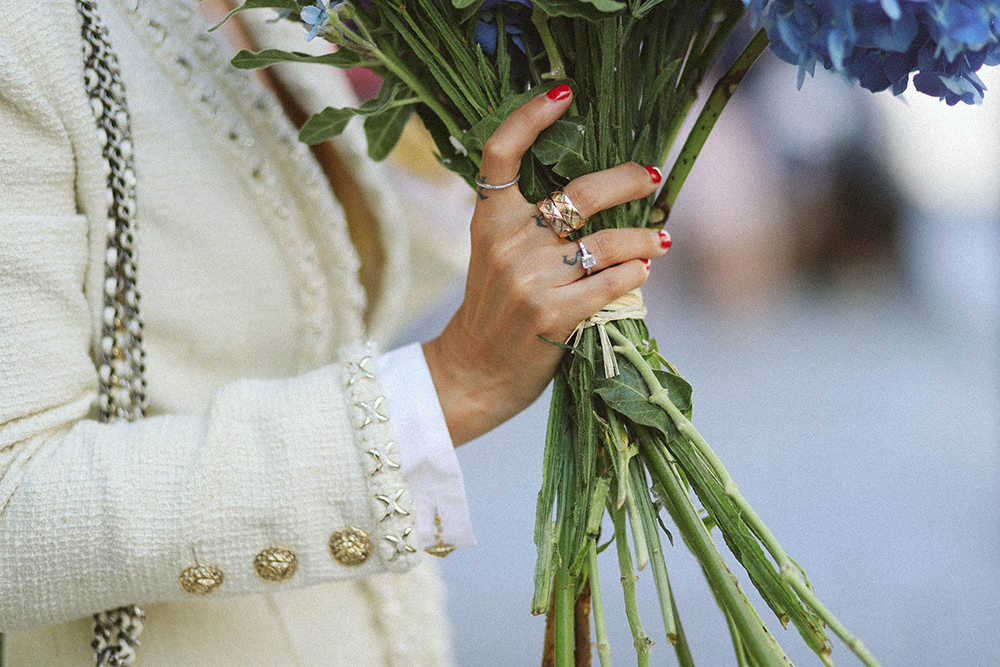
475 172 520 190
578 240 597 277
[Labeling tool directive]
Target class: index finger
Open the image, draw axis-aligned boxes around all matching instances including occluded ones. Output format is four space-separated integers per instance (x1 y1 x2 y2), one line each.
477 84 573 197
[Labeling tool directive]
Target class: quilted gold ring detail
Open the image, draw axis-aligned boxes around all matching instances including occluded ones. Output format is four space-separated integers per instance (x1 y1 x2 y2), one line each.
537 190 587 238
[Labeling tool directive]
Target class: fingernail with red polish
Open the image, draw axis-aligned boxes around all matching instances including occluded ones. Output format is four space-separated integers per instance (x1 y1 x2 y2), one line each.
547 84 572 101
645 166 662 184
642 258 651 270
659 230 672 249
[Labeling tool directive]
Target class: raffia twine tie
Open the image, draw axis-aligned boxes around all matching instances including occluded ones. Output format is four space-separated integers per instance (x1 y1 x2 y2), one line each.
567 289 647 378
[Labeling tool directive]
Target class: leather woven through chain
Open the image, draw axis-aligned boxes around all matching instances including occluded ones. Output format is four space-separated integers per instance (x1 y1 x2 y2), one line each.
77 0 147 665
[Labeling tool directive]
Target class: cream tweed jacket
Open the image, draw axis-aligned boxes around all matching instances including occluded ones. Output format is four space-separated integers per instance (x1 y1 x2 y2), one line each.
0 0 456 664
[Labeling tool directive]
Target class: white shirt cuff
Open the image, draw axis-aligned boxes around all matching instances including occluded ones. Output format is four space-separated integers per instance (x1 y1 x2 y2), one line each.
378 342 476 548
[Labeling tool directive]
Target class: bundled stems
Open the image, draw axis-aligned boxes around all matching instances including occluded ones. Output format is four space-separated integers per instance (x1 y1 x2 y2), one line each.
607 325 884 667
640 434 793 667
631 459 685 653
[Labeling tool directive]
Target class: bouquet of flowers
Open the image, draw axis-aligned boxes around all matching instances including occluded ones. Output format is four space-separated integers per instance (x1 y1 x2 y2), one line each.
223 1 998 665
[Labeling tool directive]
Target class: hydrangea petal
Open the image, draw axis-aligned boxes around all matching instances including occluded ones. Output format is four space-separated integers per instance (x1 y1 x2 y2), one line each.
828 28 848 69
754 0 1000 104
880 0 902 21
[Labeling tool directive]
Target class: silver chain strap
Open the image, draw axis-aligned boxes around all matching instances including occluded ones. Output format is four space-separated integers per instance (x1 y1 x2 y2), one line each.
78 0 147 664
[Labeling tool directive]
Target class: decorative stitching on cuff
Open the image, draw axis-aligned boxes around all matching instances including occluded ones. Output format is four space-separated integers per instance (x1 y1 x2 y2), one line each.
342 341 419 572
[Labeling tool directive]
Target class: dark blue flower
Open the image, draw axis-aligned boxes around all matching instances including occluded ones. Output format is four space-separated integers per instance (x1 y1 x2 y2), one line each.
474 0 537 78
747 0 1000 103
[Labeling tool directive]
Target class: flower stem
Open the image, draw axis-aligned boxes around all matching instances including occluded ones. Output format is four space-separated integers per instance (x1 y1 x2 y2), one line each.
532 8 566 80
533 374 569 615
555 564 576 667
368 43 474 164
587 540 613 667
723 608 751 667
609 413 649 571
611 501 653 667
651 28 768 225
631 458 679 645
780 567 884 667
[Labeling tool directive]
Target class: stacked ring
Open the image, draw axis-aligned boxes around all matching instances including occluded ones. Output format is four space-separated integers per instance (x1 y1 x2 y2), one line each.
475 172 520 190
537 190 587 238
577 240 597 277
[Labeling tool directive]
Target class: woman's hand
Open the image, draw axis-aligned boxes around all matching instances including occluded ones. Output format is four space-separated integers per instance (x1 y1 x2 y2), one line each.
423 85 671 446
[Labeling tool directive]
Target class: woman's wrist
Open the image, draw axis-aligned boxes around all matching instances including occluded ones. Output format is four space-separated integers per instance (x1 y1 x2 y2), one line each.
421 335 485 447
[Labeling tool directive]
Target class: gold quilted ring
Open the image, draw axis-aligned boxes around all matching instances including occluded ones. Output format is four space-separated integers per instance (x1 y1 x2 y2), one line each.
537 190 587 238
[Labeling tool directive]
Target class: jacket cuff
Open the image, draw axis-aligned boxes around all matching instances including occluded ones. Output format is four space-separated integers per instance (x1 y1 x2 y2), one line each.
379 343 476 549
340 341 422 572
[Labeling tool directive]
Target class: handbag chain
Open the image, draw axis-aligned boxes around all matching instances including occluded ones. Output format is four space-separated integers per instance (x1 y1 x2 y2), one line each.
78 0 148 664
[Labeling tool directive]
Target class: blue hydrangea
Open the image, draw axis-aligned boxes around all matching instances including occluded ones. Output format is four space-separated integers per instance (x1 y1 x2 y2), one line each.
475 0 537 77
747 0 1000 104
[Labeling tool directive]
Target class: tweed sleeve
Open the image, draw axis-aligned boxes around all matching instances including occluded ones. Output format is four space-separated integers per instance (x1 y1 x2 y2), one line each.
0 13 421 633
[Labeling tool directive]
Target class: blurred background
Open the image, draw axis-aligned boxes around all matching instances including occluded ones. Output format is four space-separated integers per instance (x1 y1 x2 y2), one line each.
385 46 999 667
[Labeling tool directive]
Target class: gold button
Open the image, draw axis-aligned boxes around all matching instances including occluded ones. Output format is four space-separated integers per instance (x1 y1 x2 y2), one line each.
329 527 372 567
254 546 298 582
179 563 224 595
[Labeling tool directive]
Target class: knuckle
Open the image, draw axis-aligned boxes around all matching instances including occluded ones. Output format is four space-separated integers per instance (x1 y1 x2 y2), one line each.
604 262 646 295
603 269 629 296
481 138 513 167
588 231 614 265
528 301 551 330
617 162 656 198
564 185 596 219
510 270 537 301
626 260 650 288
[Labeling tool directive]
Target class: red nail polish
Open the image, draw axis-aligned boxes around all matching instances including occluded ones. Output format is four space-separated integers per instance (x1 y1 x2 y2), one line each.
642 258 651 270
659 230 672 249
547 84 571 101
645 166 662 184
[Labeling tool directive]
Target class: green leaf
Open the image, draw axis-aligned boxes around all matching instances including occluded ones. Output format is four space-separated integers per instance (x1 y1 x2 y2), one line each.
230 48 368 70
519 154 551 204
532 0 626 20
630 124 651 164
552 152 591 180
639 57 682 129
455 0 485 22
532 118 586 166
299 107 357 144
364 105 414 161
536 333 576 351
594 359 693 439
209 0 299 32
298 81 406 145
495 7 512 99
635 0 674 16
